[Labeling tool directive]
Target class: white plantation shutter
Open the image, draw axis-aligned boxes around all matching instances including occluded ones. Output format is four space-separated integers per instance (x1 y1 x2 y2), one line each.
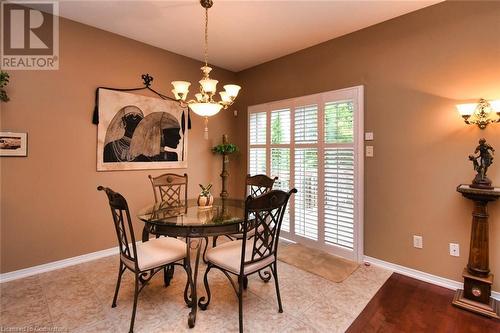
294 104 318 240
323 100 355 249
271 109 290 144
325 101 354 143
249 148 266 175
249 111 267 175
294 148 318 240
324 148 354 249
271 148 290 231
270 108 291 232
295 105 318 144
249 112 266 145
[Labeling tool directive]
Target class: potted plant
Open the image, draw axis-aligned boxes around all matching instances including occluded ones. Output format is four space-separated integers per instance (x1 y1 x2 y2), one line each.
212 134 239 200
0 71 9 102
197 183 214 208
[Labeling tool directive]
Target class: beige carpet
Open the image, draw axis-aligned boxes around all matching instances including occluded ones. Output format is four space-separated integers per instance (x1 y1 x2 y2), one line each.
278 243 359 283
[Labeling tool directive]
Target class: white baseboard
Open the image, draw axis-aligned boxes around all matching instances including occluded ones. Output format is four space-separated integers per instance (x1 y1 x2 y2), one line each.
364 255 500 301
0 245 119 283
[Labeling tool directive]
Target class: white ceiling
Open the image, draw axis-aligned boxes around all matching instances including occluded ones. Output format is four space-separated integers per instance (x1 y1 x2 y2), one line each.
59 0 443 72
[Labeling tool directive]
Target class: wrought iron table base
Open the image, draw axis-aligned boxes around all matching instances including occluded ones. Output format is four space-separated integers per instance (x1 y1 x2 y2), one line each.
139 205 243 329
184 237 203 328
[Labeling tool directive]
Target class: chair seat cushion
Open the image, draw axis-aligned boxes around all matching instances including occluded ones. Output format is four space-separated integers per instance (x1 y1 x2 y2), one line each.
206 240 275 275
122 237 186 271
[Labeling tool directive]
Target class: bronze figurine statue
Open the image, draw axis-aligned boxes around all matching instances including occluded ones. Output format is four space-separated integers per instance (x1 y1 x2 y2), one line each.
468 138 495 189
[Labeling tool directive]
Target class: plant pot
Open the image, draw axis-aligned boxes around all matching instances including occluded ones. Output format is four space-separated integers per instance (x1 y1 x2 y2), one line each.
197 194 214 208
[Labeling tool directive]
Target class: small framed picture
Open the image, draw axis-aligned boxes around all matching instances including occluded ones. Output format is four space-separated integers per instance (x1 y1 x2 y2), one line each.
0 132 28 157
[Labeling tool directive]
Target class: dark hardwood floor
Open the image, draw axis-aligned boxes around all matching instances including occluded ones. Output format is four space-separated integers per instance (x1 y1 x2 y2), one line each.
347 273 500 333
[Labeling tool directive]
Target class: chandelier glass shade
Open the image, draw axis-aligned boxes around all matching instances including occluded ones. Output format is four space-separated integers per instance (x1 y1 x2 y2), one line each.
171 0 241 127
456 99 500 129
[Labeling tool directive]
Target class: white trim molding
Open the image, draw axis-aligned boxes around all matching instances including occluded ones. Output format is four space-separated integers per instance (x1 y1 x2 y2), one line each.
364 255 500 301
0 245 120 283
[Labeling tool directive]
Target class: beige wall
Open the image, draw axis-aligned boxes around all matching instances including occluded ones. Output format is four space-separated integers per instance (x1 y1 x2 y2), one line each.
234 1 500 290
0 17 240 273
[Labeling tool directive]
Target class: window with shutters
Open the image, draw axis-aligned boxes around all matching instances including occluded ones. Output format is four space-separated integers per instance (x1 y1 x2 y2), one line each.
247 86 363 262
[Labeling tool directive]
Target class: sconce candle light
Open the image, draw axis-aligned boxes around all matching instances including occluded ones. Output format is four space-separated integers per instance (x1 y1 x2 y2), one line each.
456 99 500 129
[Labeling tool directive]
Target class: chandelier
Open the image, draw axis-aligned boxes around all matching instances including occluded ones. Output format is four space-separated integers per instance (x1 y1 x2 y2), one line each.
171 0 241 138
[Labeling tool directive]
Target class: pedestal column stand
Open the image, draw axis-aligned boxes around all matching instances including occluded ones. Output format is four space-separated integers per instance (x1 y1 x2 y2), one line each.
219 134 229 204
454 184 500 319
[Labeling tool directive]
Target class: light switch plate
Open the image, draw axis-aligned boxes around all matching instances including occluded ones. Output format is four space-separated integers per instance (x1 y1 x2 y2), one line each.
366 146 374 157
365 132 374 141
413 235 423 249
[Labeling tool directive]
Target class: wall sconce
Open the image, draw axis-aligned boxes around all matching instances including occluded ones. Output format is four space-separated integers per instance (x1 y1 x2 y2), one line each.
456 99 500 129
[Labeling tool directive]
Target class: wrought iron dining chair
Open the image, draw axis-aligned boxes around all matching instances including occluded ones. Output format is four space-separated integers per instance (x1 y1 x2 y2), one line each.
148 173 190 282
199 188 297 333
98 186 189 333
213 174 278 245
148 173 188 207
210 174 278 279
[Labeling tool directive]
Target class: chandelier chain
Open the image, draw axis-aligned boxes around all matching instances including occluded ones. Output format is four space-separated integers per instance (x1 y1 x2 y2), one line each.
204 7 208 68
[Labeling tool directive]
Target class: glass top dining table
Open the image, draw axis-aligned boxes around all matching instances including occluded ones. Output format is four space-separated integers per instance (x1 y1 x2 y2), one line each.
137 199 245 329
137 199 244 235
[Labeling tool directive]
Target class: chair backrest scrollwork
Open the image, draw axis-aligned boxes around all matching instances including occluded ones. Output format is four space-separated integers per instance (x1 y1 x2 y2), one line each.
240 188 297 272
97 186 138 270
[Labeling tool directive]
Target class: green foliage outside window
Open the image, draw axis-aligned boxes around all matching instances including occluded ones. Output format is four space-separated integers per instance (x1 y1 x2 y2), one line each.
325 101 353 143
271 113 290 178
271 113 283 144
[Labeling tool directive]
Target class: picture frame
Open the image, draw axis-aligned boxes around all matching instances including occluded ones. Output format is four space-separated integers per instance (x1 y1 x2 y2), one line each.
97 89 188 171
0 132 28 157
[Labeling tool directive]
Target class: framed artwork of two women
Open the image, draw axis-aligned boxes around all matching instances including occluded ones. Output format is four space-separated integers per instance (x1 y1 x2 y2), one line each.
97 89 188 171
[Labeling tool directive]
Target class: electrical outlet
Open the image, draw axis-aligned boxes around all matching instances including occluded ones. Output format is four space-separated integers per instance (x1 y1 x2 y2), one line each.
413 235 423 249
450 243 460 257
365 132 374 141
366 145 374 157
